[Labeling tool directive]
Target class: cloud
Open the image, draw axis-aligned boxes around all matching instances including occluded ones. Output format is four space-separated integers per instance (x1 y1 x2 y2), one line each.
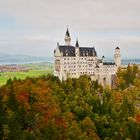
120 35 140 43
0 0 140 31
0 0 140 58
25 35 50 42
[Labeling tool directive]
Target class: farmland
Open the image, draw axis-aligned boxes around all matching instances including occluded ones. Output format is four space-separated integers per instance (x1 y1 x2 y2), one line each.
0 62 54 86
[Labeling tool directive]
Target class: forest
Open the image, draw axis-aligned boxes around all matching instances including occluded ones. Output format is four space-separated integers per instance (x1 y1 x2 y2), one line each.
0 65 140 140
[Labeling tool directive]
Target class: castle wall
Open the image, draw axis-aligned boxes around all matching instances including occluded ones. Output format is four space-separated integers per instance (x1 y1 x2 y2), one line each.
54 53 118 87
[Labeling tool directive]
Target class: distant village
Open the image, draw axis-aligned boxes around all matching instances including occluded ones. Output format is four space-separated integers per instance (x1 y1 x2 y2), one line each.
0 65 30 72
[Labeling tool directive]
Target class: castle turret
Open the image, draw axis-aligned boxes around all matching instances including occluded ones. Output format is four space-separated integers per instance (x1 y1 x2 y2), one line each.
75 39 79 56
75 39 79 47
102 55 105 62
114 47 121 67
64 28 71 45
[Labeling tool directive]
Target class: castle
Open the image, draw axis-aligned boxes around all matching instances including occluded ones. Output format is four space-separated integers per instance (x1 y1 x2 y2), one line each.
54 28 121 87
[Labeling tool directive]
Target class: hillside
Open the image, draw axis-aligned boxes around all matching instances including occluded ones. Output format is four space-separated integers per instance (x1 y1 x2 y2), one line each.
0 65 140 139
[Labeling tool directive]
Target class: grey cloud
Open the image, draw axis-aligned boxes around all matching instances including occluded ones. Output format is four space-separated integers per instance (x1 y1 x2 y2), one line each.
0 0 140 31
0 0 140 58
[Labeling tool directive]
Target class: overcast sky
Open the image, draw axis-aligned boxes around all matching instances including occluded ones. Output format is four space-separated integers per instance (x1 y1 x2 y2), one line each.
0 0 140 58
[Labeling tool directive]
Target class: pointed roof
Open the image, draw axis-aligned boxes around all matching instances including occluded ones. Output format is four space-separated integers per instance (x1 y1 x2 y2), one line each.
75 39 79 47
116 46 120 49
95 65 99 68
102 55 105 59
65 28 70 37
58 45 97 57
57 42 59 46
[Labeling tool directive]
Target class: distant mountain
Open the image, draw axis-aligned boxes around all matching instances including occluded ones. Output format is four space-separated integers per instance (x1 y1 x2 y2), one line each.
106 58 140 65
0 53 54 65
0 53 140 65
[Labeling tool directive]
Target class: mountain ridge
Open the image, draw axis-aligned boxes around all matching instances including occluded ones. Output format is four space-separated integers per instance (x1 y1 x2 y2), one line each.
0 53 140 65
0 53 54 65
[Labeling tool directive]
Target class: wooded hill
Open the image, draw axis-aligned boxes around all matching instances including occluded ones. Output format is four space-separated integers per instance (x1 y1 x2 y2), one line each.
0 65 140 140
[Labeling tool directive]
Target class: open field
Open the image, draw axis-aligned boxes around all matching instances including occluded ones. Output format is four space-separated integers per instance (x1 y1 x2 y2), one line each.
0 62 54 86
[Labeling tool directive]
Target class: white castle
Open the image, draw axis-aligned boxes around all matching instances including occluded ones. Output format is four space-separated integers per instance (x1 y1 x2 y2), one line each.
54 28 121 87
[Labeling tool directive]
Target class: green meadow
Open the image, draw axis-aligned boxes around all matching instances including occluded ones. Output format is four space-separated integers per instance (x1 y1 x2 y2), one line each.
0 63 54 86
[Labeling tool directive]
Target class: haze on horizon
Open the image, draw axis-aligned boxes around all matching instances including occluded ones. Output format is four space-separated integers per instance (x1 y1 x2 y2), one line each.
0 0 140 59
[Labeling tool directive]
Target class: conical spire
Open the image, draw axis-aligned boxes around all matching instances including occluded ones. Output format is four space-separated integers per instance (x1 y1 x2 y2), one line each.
116 46 120 50
65 28 70 37
64 27 71 45
75 39 79 47
57 42 59 46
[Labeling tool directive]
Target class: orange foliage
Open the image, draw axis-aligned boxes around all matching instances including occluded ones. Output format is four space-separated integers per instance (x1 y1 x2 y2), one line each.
55 116 68 129
17 92 29 103
113 92 123 103
44 107 59 123
35 103 60 126
135 114 140 124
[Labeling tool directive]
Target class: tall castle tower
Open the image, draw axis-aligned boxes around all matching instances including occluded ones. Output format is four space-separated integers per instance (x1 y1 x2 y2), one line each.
114 47 121 67
64 28 71 45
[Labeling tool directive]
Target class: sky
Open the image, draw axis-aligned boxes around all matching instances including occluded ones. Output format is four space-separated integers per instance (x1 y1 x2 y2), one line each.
0 0 140 58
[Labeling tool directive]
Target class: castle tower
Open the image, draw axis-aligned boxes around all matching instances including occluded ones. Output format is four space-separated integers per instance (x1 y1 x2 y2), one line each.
64 28 71 45
114 47 121 67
